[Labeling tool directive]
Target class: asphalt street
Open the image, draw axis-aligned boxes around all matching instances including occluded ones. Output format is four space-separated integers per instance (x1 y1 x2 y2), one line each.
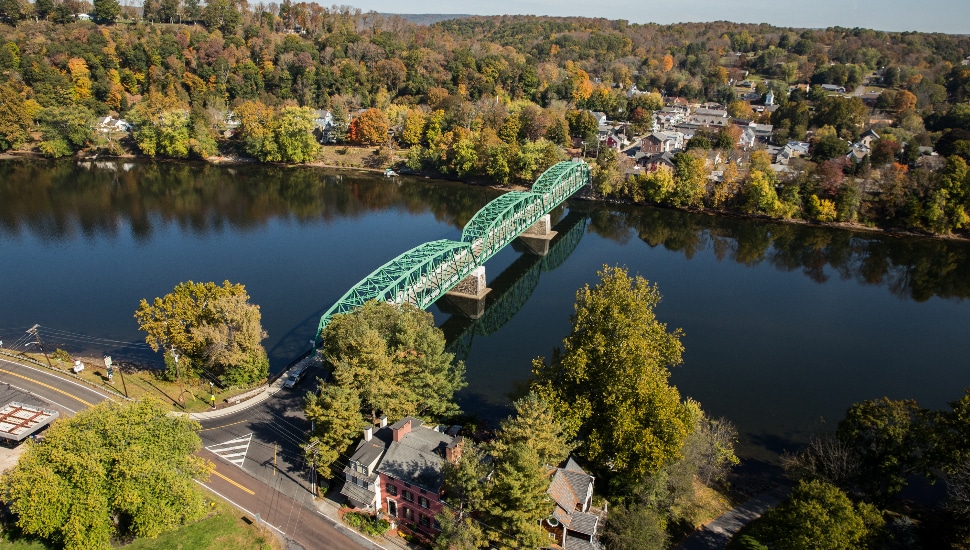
196 362 370 550
0 356 115 415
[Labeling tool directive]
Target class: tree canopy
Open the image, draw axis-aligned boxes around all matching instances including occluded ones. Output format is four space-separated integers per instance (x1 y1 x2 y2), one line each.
533 265 694 485
134 280 269 387
0 399 212 550
306 300 466 475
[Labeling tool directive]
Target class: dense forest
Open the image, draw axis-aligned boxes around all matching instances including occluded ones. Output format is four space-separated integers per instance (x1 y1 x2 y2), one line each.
0 3 969 233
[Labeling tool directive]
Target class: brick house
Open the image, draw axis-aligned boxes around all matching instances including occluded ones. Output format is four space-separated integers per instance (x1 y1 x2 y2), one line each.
340 416 462 540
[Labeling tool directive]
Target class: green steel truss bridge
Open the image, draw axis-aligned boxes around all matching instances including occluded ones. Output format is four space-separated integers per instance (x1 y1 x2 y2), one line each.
440 209 589 361
315 160 591 342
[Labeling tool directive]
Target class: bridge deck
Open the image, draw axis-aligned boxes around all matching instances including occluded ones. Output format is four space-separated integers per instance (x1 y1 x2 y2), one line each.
315 160 591 341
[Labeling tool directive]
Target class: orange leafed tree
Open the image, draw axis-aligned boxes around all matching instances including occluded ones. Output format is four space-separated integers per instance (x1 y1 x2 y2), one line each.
348 108 390 146
662 54 674 73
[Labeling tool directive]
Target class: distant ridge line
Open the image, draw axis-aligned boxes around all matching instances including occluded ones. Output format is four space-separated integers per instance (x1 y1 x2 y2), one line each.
379 13 473 25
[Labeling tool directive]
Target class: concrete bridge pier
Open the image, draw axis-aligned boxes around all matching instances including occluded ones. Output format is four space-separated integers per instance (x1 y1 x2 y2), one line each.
444 266 491 319
518 214 558 256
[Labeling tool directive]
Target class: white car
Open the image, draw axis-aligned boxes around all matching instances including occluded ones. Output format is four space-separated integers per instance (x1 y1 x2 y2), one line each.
283 366 307 388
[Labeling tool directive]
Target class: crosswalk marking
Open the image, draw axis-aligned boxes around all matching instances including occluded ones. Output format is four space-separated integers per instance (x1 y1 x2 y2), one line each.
206 433 252 467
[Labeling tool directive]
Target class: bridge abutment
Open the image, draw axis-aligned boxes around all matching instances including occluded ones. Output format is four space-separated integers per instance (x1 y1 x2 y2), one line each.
444 266 491 319
518 214 558 256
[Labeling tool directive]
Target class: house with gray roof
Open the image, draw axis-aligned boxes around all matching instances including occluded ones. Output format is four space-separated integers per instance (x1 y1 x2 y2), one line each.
543 458 604 550
340 416 461 540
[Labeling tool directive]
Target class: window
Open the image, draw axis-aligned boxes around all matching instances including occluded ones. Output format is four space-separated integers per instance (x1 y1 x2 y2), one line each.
386 483 397 496
386 500 397 518
402 490 414 502
417 496 429 509
402 507 414 520
419 514 430 528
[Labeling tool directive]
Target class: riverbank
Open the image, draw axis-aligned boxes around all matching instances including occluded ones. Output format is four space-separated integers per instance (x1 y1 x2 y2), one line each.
3 148 965 243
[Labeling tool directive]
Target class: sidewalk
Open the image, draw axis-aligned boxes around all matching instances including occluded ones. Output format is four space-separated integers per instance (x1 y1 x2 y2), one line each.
189 353 319 421
677 487 790 550
188 375 286 421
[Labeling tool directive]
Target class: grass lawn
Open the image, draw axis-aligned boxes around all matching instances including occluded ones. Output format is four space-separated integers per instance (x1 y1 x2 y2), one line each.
0 501 280 550
4 350 263 414
316 144 405 170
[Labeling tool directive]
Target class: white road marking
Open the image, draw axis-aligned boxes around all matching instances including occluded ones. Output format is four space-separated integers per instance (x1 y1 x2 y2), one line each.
206 433 253 467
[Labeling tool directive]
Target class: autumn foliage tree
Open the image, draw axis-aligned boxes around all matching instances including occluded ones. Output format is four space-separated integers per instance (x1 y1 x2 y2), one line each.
348 107 390 146
0 399 212 550
134 280 270 386
533 266 695 485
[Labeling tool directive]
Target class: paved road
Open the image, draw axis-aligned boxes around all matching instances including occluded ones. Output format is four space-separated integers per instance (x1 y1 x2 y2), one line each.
198 451 377 550
196 362 373 549
0 356 114 415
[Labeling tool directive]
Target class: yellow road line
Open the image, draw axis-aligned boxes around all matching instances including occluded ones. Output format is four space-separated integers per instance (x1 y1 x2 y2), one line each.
0 368 93 408
200 419 248 431
209 468 256 495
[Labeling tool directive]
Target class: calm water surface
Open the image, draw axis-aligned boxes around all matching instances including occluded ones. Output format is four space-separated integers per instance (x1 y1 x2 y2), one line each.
2 158 969 461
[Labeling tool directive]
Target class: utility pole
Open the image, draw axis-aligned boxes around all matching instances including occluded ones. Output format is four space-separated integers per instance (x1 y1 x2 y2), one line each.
26 325 53 369
306 440 319 497
171 349 185 407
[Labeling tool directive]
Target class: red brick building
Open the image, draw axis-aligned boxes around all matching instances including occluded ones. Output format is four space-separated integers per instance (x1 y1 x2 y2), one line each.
341 416 462 539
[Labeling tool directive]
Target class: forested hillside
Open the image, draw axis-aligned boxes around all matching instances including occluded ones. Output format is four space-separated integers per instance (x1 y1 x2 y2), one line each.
1 4 969 233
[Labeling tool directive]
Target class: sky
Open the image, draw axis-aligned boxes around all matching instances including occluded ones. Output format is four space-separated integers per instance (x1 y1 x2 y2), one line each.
347 0 969 35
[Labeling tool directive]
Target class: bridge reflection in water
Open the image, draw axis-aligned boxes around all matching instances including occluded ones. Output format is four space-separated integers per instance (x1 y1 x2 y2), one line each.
314 161 591 342
439 209 589 361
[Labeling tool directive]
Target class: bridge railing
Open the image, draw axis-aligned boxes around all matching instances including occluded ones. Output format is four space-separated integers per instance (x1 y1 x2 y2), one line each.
315 160 591 341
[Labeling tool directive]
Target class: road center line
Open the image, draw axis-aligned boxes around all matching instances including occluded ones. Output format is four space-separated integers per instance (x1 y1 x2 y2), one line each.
209 468 256 495
0 368 93 408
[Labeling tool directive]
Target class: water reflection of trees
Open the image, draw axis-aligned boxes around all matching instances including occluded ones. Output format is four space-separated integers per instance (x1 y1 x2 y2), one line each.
5 158 968 302
582 203 970 302
0 159 499 240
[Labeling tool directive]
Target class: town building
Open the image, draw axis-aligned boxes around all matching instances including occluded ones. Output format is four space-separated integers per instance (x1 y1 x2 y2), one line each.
543 457 604 550
340 416 461 540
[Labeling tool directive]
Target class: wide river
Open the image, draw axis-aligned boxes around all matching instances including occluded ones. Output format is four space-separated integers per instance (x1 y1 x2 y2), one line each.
2 158 969 461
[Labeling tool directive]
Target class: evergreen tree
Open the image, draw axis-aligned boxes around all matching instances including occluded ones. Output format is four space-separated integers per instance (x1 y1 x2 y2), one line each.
480 443 552 549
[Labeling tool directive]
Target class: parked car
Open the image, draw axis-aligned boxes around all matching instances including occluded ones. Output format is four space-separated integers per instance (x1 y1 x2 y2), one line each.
283 364 308 388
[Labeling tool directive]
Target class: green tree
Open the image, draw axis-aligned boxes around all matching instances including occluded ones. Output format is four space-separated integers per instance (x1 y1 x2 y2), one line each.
671 151 707 207
305 383 363 475
637 165 676 205
93 0 120 23
0 399 212 550
746 480 884 550
742 170 782 217
272 106 320 162
433 510 486 550
320 300 466 422
533 266 694 485
812 96 867 140
480 443 552 549
37 104 95 158
592 147 626 198
491 392 573 468
602 502 668 550
836 397 929 499
0 83 31 152
134 280 270 387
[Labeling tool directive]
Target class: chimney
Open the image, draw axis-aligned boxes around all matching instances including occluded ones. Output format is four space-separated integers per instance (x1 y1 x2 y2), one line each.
364 426 373 442
445 436 464 464
379 415 387 428
392 418 412 442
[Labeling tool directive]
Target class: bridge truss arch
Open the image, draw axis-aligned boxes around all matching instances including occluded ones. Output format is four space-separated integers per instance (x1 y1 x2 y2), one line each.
315 160 591 341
